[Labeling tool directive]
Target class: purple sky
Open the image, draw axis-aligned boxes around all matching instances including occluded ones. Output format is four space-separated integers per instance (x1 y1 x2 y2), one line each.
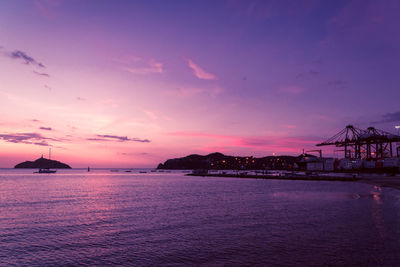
0 0 400 167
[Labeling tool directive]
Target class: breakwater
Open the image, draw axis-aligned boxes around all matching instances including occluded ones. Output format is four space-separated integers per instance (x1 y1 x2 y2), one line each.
187 172 360 182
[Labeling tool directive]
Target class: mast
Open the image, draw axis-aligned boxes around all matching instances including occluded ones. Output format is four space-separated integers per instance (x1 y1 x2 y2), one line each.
49 148 51 160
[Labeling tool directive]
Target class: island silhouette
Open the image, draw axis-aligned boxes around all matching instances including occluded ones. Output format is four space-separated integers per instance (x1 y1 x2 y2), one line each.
14 155 71 169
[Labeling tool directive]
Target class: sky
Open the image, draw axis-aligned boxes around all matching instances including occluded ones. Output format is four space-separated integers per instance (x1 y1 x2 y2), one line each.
1 0 400 168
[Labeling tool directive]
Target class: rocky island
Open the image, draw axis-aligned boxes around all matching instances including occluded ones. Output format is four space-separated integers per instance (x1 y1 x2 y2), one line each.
14 156 71 169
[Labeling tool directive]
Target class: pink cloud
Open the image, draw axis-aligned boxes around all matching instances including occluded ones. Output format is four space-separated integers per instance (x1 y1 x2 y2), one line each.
237 136 318 148
186 59 217 80
198 145 235 154
168 131 234 140
109 55 142 64
110 53 164 75
168 131 323 155
122 59 163 75
168 88 203 98
165 86 223 98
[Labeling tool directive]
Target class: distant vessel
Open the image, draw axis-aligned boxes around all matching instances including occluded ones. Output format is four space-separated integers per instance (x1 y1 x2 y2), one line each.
34 148 57 174
35 168 57 174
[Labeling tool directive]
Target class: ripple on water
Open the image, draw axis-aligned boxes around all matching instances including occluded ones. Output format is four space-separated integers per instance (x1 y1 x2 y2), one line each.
0 171 400 266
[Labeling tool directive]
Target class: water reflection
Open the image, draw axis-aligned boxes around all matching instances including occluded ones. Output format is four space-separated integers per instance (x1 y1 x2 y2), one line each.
0 171 400 266
371 185 383 204
370 185 386 241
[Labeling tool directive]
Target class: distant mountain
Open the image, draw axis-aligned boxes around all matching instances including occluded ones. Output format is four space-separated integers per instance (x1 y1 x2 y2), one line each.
157 152 315 170
14 156 71 169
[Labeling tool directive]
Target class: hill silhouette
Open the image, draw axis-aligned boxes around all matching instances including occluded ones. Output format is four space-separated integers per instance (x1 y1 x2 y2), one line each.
157 152 314 170
14 156 71 169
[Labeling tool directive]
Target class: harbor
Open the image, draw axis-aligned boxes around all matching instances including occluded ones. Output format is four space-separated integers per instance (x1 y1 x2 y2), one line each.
298 125 400 173
186 125 400 190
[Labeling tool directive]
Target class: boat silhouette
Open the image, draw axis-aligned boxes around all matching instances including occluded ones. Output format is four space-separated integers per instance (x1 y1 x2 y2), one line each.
35 168 57 173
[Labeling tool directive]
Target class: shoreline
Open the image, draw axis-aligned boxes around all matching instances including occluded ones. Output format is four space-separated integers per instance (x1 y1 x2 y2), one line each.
187 173 400 190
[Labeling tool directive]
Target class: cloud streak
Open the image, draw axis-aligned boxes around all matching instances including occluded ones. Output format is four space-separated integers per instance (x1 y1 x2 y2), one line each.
187 59 217 80
8 50 45 68
165 86 223 98
39 127 52 131
33 71 50 77
0 132 55 146
87 134 151 143
372 111 400 124
120 59 164 75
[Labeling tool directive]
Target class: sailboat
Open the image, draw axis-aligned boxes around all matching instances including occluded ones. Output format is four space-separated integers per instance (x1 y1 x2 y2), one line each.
34 148 57 174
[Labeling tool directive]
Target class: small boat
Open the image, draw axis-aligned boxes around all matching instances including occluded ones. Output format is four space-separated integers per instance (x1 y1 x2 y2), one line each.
35 168 57 173
125 170 132 172
34 149 57 173
192 169 209 175
139 171 147 173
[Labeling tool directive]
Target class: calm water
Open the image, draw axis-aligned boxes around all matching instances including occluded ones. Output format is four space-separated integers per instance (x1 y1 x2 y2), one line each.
1 169 400 266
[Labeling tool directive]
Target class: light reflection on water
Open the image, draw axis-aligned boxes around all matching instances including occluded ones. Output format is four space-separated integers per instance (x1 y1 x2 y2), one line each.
370 185 386 242
0 169 400 266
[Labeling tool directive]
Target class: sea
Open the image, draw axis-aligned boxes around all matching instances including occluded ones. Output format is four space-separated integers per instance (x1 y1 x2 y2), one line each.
1 169 400 266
